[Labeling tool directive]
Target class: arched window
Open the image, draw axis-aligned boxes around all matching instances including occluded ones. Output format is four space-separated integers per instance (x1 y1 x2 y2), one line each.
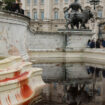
41 0 44 4
65 0 68 3
87 0 90 3
76 0 79 2
55 0 58 4
34 0 37 4
34 12 37 20
97 10 102 18
97 6 103 18
64 7 68 19
54 11 58 19
41 11 44 20
27 0 30 5
27 11 30 17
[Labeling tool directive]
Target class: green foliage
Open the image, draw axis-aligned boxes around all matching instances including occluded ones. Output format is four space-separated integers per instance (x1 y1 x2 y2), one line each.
3 0 15 3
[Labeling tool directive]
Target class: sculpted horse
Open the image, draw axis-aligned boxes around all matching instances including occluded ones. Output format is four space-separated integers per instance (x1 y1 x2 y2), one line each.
65 10 93 29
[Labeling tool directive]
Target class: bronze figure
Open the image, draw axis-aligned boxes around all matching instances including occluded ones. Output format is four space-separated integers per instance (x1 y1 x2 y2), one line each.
64 0 93 29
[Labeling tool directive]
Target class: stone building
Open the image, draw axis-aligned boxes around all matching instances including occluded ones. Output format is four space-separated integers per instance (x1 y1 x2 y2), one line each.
21 0 105 32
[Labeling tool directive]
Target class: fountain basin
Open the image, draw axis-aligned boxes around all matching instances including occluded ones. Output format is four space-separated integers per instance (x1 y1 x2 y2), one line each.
0 56 45 105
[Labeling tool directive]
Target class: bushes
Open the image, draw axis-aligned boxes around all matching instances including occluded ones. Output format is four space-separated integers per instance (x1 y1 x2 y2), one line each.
3 0 15 3
0 0 24 14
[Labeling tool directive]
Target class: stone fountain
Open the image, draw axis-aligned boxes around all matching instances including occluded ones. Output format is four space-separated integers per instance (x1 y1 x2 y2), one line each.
0 11 45 105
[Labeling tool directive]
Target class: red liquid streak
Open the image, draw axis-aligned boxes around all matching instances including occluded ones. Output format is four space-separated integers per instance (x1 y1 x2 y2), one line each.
20 84 33 99
14 71 20 77
0 72 29 83
19 78 33 105
15 94 19 101
0 100 2 105
8 95 11 105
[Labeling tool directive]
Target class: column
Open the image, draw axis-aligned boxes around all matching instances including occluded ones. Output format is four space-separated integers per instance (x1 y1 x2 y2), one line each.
44 0 52 20
37 0 40 19
59 0 63 19
30 0 33 19
21 0 25 10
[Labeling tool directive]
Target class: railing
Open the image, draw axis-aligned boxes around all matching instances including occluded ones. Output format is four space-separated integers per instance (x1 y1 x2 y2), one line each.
31 19 66 23
0 9 30 20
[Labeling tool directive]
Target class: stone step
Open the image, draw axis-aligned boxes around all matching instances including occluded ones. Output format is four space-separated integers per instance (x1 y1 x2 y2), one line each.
0 62 32 80
0 56 22 69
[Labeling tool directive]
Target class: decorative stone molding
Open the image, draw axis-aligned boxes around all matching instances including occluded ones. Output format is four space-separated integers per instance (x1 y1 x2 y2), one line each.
0 56 45 105
28 48 105 66
58 29 93 51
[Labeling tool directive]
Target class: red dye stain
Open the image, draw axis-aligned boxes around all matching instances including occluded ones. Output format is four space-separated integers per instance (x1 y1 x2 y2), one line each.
18 75 33 103
14 71 20 77
15 94 19 101
8 95 11 104
15 93 22 101
21 84 33 99
0 72 29 83
20 79 33 99
0 99 2 105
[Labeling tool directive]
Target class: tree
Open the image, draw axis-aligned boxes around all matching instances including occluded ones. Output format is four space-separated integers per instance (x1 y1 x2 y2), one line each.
3 0 15 3
2 0 15 11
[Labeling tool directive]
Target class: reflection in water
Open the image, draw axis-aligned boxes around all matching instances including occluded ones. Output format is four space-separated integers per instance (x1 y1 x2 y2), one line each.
33 63 105 105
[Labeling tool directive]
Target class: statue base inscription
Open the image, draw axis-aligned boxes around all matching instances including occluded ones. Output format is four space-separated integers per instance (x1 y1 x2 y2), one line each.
58 29 94 51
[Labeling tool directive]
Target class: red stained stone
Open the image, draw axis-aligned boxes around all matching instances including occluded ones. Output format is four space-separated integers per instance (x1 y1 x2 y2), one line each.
0 72 29 83
0 99 2 105
20 84 33 99
8 95 11 105
14 71 20 77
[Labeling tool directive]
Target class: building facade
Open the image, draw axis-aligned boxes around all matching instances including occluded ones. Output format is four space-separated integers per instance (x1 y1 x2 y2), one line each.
21 0 105 32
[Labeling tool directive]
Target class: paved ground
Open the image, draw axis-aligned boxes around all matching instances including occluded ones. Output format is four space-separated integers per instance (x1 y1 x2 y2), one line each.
34 101 67 105
35 102 104 105
33 100 105 105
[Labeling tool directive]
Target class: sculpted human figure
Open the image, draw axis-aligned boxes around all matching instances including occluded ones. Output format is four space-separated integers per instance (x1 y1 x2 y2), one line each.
64 0 83 29
65 0 83 13
64 0 93 29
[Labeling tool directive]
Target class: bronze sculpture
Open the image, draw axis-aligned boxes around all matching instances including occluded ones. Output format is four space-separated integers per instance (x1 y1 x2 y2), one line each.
64 0 93 29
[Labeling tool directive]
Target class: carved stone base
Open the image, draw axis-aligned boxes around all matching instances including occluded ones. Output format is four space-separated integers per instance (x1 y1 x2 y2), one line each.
66 30 93 51
58 29 94 51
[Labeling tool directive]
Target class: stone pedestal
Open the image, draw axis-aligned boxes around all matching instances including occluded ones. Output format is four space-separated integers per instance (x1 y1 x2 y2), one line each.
58 29 94 51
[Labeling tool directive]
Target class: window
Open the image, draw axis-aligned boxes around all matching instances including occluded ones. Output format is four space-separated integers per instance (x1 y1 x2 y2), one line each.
97 87 101 96
76 0 79 2
97 10 102 18
27 12 30 17
41 11 44 20
65 0 68 3
27 0 30 5
64 11 68 19
55 0 58 4
34 0 37 4
87 0 90 2
41 0 44 4
34 12 37 20
54 11 58 19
